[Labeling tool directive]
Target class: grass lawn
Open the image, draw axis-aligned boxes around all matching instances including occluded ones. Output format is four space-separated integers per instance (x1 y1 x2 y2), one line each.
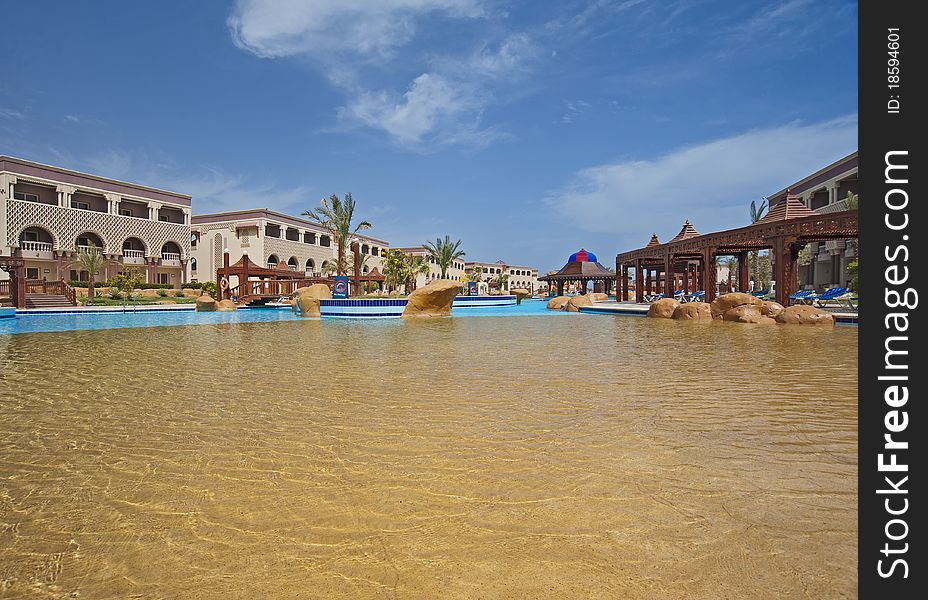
79 296 197 306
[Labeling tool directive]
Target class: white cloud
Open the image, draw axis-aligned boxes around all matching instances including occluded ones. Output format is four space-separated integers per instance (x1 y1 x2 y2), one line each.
0 107 24 120
228 0 485 61
547 116 858 246
342 73 500 148
43 148 309 215
561 100 590 124
228 0 536 149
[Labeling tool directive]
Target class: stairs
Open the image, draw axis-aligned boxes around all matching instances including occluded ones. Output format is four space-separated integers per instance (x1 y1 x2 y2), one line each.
25 293 75 309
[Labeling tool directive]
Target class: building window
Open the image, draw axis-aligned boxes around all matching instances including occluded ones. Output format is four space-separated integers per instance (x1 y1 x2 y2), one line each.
13 191 39 202
72 201 90 210
157 273 170 284
26 268 40 279
191 258 198 272
119 208 133 216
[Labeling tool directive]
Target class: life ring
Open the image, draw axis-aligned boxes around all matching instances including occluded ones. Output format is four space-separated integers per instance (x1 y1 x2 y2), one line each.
219 277 229 290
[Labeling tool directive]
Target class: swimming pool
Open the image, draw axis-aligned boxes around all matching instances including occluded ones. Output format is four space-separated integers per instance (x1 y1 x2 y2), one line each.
0 299 568 335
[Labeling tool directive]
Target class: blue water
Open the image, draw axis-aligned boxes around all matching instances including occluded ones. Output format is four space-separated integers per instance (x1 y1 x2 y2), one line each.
0 299 568 335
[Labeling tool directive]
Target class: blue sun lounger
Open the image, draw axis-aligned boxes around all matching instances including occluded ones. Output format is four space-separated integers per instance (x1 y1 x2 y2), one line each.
682 290 705 303
812 287 850 307
788 289 816 304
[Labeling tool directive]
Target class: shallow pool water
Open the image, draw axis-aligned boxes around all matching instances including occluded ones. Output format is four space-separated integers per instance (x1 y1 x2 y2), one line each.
0 299 566 335
0 304 857 598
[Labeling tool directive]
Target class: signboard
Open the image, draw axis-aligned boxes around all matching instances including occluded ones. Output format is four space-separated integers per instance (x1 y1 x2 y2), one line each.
333 276 349 299
468 281 478 296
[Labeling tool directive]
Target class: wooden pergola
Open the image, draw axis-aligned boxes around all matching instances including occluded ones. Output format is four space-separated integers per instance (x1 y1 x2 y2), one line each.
615 196 859 306
219 255 386 302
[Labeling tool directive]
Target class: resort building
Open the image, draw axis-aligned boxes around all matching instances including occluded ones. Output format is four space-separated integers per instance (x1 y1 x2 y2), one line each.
190 209 389 285
464 260 540 293
767 151 859 291
1 155 192 289
394 246 466 290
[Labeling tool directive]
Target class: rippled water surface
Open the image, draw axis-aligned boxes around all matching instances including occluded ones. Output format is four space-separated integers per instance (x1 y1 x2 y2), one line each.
1 314 857 598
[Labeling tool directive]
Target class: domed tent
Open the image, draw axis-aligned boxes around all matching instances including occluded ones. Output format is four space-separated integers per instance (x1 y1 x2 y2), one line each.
538 249 615 296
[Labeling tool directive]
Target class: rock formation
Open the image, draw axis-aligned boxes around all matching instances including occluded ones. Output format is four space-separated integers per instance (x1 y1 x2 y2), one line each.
722 304 764 323
759 301 785 318
402 280 461 318
709 292 760 319
588 293 609 302
195 295 217 312
646 297 680 318
511 288 531 304
671 302 712 320
547 296 570 310
292 284 331 318
775 305 836 326
564 295 593 312
217 299 237 312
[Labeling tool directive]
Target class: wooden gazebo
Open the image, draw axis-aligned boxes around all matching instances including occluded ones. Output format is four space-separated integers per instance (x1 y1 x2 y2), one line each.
539 249 615 296
615 195 859 306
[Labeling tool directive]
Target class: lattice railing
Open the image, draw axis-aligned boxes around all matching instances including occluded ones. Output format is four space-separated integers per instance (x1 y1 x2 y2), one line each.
6 199 190 258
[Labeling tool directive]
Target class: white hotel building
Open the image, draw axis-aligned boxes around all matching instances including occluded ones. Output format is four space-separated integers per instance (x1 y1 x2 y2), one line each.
1 156 192 287
394 246 467 290
465 260 540 292
190 209 389 284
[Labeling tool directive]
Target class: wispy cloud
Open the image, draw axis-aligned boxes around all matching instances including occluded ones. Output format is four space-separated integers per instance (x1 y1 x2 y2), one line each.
546 116 858 246
338 34 537 149
38 147 310 215
561 100 590 124
729 0 814 40
228 0 537 149
228 0 485 63
0 107 24 120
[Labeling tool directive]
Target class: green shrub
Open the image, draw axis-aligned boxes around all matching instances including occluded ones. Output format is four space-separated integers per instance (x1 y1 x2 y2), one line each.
157 288 168 297
199 281 217 297
108 287 121 300
174 289 185 297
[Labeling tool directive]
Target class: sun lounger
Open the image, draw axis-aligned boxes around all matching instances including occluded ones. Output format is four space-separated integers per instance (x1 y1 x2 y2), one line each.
682 290 705 303
812 287 850 307
788 289 815 304
751 289 769 297
841 296 859 312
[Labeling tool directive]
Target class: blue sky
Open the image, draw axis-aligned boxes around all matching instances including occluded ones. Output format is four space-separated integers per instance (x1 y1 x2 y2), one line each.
1 0 857 271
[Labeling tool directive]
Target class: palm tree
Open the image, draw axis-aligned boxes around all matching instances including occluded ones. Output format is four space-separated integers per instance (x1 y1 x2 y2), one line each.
405 255 430 291
748 198 768 290
493 272 509 291
302 193 371 276
468 265 483 283
70 245 108 305
423 235 465 279
321 259 340 277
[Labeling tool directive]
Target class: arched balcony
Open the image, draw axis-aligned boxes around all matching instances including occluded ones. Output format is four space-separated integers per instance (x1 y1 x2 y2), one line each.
161 241 182 265
75 232 105 253
121 237 147 265
19 227 54 255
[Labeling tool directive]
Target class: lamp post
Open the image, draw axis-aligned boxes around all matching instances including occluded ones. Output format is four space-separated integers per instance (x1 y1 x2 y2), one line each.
350 236 360 296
